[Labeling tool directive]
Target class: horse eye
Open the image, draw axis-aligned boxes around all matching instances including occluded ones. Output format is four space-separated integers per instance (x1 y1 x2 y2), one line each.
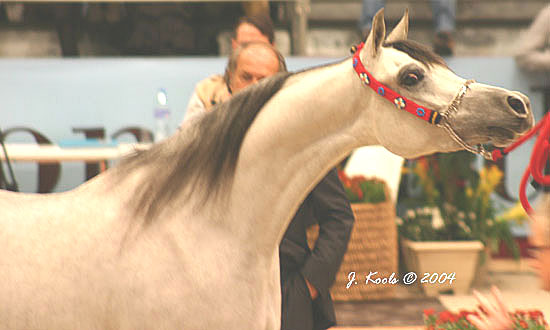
402 72 423 86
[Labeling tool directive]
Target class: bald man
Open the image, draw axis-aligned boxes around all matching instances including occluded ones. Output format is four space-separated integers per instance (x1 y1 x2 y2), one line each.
182 14 278 122
183 41 285 122
225 42 283 94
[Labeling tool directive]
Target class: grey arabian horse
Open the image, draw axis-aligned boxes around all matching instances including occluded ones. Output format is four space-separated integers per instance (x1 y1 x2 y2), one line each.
0 9 534 330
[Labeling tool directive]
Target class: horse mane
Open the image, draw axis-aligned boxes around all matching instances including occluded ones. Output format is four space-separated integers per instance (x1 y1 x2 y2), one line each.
384 39 447 68
116 41 441 224
116 72 293 223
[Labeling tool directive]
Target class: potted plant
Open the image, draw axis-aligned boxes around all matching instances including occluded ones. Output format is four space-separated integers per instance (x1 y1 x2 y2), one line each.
423 308 548 329
337 170 387 204
308 171 397 300
398 151 519 296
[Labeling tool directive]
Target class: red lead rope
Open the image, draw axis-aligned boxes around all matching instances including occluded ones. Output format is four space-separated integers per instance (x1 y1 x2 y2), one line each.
491 112 550 215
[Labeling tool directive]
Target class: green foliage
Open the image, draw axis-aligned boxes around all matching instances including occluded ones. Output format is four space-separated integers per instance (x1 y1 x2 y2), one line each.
338 170 387 204
399 151 519 258
423 308 548 329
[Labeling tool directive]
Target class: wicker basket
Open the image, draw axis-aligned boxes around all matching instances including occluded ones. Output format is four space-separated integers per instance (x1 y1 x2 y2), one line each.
306 182 397 301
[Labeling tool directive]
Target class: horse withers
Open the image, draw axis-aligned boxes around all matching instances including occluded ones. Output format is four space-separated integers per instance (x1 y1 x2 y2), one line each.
0 9 533 330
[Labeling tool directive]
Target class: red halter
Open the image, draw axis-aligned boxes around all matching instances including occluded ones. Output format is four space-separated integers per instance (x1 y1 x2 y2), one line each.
351 42 488 159
351 42 443 125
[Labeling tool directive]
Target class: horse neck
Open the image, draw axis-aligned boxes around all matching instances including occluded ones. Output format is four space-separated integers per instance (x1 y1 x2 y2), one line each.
228 59 379 253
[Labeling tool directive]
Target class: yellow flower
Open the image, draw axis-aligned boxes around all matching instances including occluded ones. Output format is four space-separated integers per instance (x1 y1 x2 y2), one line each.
478 165 503 196
498 201 529 224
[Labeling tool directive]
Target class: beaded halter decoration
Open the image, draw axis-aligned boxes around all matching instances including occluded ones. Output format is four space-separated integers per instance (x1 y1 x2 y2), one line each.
352 42 550 215
350 42 492 160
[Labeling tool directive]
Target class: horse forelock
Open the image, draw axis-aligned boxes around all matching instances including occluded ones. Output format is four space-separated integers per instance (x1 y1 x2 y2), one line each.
384 39 448 69
116 72 293 223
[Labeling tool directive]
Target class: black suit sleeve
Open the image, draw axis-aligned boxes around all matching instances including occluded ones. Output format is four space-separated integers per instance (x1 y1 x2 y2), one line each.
299 167 355 298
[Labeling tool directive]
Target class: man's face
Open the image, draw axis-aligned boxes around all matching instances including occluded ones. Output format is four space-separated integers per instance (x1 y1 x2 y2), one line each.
528 213 550 291
232 23 271 49
228 45 279 94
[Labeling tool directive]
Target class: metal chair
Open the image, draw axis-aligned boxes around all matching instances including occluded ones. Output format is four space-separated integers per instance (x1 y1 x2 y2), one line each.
1 127 61 193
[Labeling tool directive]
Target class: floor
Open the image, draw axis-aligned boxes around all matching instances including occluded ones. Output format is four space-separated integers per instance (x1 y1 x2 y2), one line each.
334 298 445 327
439 259 550 324
330 258 550 329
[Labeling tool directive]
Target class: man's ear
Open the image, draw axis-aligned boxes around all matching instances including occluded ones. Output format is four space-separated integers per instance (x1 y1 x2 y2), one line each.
386 9 409 43
364 8 386 58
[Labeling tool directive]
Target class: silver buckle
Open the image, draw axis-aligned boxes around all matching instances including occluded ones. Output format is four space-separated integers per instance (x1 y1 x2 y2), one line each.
437 80 493 161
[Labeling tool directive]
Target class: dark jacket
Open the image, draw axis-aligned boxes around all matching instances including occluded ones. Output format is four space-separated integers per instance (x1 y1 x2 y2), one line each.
280 168 355 330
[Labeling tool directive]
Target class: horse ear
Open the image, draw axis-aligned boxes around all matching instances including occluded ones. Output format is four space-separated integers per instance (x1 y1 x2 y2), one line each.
364 8 386 58
386 9 409 42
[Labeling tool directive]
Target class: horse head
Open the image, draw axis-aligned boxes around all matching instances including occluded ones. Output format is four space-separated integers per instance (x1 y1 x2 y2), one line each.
358 9 534 159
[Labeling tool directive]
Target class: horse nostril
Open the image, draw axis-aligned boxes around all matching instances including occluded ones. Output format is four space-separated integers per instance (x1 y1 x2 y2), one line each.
507 96 527 115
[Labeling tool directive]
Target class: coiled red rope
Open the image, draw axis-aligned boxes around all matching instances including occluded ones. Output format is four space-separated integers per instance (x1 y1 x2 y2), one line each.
491 112 550 215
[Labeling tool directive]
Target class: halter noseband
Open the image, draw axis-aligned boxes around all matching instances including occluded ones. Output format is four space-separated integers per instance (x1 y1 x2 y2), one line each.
351 42 493 160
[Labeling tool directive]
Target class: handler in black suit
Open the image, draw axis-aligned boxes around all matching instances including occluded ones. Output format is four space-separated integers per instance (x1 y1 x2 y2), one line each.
280 167 355 330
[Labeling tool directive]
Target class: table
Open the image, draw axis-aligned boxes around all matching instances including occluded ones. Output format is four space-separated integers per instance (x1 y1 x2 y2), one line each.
0 143 152 168
0 143 153 192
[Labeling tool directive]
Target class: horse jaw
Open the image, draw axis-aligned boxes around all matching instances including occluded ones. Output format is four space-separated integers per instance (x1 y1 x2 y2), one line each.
445 83 534 147
399 64 534 149
364 92 461 159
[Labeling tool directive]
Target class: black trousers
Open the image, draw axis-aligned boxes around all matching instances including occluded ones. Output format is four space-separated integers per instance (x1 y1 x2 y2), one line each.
281 271 331 330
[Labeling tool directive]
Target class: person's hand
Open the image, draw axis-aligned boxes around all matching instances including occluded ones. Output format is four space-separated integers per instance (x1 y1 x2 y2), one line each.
304 278 318 300
466 286 514 330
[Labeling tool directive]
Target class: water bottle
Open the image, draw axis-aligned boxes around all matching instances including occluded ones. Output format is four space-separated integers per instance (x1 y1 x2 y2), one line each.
154 88 171 142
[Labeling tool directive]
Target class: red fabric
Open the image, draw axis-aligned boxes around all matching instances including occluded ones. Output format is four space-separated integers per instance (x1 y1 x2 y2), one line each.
497 112 550 215
352 42 440 125
491 149 504 161
518 112 550 215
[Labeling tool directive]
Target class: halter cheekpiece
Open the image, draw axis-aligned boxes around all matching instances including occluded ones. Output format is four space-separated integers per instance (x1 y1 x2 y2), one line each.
351 42 494 160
